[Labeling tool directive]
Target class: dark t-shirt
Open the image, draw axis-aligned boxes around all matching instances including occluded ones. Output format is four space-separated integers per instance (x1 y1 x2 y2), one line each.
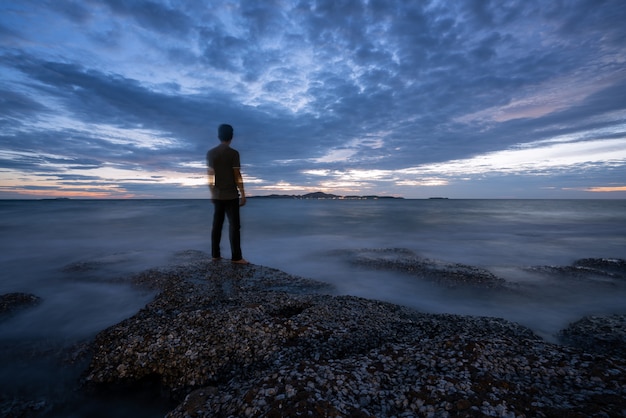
207 143 241 200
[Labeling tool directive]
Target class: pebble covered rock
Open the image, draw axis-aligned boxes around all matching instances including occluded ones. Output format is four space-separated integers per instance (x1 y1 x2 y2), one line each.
559 314 626 359
82 250 626 417
0 292 41 319
329 248 507 289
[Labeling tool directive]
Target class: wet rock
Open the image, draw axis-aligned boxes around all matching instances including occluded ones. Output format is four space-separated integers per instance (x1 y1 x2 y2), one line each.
0 398 51 418
527 258 626 284
330 248 506 289
0 292 41 319
82 255 626 417
573 258 626 279
61 260 108 273
559 314 626 358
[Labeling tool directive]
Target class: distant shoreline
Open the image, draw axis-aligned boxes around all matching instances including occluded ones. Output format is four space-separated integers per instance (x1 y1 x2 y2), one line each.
248 191 404 200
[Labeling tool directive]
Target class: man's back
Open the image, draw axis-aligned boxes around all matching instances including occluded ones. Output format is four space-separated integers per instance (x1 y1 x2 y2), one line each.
207 143 240 200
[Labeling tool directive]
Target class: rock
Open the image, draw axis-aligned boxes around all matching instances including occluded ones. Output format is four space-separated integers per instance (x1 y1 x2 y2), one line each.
0 292 41 319
573 258 626 278
329 248 506 289
559 314 626 357
527 257 626 283
82 255 626 417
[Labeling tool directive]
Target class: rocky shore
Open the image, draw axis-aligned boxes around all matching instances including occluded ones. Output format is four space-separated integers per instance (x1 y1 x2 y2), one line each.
2 250 626 417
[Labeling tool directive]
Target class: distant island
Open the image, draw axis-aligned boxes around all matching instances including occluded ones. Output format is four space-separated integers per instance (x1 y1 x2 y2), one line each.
249 192 403 200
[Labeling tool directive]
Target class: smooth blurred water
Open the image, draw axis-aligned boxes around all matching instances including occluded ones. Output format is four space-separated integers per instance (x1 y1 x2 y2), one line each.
1 198 625 343
245 198 626 268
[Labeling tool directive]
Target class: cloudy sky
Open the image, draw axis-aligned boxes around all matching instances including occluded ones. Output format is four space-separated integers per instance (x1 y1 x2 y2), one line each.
1 0 625 199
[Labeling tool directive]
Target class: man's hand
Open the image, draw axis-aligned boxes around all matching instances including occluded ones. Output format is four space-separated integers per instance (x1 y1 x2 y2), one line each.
234 167 246 207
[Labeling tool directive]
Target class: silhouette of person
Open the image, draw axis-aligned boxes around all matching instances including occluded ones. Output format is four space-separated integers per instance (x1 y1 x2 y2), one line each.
207 124 248 264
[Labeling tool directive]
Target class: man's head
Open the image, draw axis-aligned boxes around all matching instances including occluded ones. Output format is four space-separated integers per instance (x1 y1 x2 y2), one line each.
218 124 234 142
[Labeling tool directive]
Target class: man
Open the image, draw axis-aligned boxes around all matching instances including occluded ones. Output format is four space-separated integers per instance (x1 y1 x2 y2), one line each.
207 124 248 264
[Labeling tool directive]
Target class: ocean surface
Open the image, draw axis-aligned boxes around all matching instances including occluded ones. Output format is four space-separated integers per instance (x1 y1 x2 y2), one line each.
1 198 626 415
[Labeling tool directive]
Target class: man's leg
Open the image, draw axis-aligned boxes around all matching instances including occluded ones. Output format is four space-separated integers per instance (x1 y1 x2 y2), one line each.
211 200 226 259
224 198 243 261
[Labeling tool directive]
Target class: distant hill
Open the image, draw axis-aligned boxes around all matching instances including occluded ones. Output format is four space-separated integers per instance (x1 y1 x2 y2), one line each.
249 192 403 200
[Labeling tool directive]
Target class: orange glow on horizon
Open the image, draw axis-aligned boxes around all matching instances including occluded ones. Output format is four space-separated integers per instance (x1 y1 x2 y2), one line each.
4 188 136 199
585 186 626 192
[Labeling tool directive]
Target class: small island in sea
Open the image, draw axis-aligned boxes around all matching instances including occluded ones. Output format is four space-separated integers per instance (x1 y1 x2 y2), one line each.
249 191 404 200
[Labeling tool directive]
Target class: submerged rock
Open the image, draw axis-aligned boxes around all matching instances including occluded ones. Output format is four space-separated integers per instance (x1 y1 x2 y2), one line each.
0 292 41 319
527 257 626 283
329 248 506 289
573 258 626 278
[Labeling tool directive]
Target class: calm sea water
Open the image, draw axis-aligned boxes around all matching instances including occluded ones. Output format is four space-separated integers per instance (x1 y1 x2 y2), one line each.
1 198 625 341
1 198 625 414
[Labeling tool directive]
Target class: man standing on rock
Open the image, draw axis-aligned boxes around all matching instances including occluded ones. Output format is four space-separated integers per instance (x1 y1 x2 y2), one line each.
207 123 248 264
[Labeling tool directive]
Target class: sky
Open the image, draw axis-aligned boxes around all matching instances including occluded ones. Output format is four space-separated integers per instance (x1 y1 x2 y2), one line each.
1 0 625 199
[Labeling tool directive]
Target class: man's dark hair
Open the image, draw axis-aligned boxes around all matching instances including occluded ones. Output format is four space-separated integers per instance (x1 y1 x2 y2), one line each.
218 124 234 142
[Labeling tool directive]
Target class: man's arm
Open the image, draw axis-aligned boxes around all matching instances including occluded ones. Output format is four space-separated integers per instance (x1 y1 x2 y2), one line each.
234 168 246 206
207 167 215 189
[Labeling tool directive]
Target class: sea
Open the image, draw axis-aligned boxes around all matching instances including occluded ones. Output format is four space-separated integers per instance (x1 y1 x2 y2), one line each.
1 198 625 415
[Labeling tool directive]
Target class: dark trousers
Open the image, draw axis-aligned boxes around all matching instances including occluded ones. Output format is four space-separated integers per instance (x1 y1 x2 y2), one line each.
211 199 242 260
